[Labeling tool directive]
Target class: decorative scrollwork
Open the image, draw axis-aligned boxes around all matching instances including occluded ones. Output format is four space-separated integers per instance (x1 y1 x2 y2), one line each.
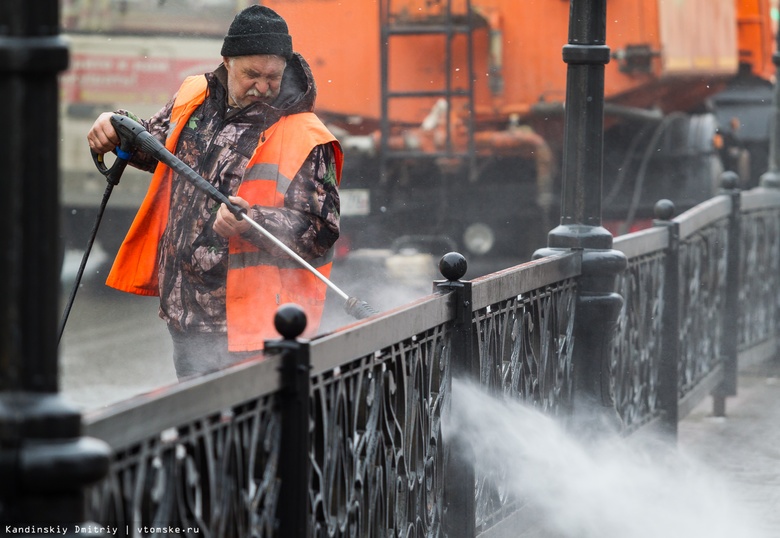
610 251 665 432
677 221 729 397
308 325 449 537
472 280 576 531
87 398 281 537
739 209 780 350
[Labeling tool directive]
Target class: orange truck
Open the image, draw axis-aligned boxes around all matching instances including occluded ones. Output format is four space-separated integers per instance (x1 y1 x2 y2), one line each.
60 0 776 269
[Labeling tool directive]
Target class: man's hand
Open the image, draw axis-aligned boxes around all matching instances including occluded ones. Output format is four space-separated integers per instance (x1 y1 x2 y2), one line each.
87 112 121 154
214 196 252 238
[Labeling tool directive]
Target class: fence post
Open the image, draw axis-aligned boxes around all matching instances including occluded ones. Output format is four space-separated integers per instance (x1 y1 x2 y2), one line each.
713 171 742 416
266 304 310 538
653 199 681 438
436 252 477 538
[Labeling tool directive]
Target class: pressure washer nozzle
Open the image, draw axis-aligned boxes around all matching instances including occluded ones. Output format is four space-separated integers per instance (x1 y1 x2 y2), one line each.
344 296 379 320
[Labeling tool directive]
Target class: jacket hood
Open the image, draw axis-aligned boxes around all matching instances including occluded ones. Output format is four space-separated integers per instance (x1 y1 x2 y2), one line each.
274 53 317 113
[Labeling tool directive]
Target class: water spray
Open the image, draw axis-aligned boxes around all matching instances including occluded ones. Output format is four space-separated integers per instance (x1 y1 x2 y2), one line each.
449 379 771 538
104 114 378 321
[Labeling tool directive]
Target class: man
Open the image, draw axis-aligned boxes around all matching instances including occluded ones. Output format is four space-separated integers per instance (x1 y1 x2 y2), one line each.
87 5 343 379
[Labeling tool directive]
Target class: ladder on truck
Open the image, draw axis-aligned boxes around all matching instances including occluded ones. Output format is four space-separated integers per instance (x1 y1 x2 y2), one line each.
378 0 478 182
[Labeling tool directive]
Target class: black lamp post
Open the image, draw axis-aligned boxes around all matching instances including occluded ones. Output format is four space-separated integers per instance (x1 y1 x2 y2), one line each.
0 0 110 529
535 0 627 432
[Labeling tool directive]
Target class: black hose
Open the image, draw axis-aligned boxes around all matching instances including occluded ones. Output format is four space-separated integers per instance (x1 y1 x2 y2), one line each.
58 175 123 344
59 142 132 344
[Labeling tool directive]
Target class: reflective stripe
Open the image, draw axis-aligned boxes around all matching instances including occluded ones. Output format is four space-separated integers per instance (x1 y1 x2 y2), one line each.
229 248 334 270
244 162 292 195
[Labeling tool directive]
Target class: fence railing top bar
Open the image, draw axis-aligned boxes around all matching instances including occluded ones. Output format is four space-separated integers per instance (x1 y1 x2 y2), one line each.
674 194 732 240
470 251 581 311
741 186 780 213
614 225 669 260
83 353 283 450
309 291 454 375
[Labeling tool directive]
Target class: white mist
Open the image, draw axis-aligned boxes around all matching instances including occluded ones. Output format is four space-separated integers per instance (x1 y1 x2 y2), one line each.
449 378 769 538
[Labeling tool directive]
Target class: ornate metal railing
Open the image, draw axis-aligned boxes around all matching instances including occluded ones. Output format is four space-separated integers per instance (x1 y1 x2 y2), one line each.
305 292 455 536
675 198 731 403
82 182 780 537
469 255 580 533
611 226 668 432
738 188 780 356
84 358 285 536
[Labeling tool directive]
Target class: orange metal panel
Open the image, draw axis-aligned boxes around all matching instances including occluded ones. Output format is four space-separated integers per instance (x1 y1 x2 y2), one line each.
735 0 775 78
657 0 738 75
263 0 382 121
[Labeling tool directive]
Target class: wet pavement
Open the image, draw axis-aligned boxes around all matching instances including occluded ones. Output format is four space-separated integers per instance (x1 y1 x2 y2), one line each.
59 255 177 409
677 354 780 535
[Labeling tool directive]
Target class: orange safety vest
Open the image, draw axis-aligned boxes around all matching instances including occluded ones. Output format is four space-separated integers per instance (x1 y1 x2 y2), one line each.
106 75 343 351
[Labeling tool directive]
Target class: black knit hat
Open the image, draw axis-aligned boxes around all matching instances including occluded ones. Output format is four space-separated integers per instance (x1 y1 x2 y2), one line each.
221 5 293 59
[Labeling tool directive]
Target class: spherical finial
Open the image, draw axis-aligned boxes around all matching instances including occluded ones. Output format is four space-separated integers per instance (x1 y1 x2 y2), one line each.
438 252 468 281
654 199 675 221
274 303 307 339
719 170 739 190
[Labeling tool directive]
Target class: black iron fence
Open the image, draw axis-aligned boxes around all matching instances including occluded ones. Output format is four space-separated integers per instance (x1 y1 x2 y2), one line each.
80 177 780 537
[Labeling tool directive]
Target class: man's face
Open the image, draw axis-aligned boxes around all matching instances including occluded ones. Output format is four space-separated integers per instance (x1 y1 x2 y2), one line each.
223 54 287 109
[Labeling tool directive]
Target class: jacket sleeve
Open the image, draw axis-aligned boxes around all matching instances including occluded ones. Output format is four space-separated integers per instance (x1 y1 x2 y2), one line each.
241 142 341 260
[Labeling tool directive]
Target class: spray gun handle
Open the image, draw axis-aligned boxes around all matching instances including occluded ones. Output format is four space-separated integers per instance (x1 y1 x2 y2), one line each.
89 113 144 186
90 148 130 187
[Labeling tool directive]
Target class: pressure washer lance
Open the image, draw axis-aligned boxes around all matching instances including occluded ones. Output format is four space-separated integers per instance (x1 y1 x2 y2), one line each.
106 114 378 321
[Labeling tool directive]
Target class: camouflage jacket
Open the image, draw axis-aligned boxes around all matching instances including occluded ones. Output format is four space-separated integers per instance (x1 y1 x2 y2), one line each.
120 54 340 333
